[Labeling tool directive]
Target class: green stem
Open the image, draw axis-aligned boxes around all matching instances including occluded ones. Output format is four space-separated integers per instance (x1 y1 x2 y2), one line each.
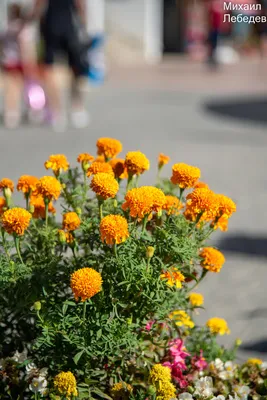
44 198 49 227
14 236 24 265
83 300 87 322
135 175 139 188
113 243 118 259
35 392 38 400
98 199 104 220
141 215 148 237
82 171 88 210
1 229 11 261
179 187 185 202
126 174 134 192
25 193 30 211
190 269 208 291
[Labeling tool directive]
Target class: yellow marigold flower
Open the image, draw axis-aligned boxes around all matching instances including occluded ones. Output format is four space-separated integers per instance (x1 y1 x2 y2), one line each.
206 317 230 335
97 137 123 160
185 188 217 222
189 293 204 307
194 181 209 189
171 163 201 189
109 158 128 180
53 371 78 399
63 212 81 231
87 161 114 177
0 197 6 214
90 173 119 200
125 151 150 176
160 267 185 289
163 195 183 215
30 194 56 219
44 154 69 175
77 153 94 164
157 381 176 400
17 175 39 194
100 215 129 245
110 382 133 399
150 364 171 384
122 186 165 219
2 207 31 236
246 358 262 365
36 176 61 201
200 247 225 273
158 153 170 168
169 310 195 329
71 267 102 302
0 178 14 192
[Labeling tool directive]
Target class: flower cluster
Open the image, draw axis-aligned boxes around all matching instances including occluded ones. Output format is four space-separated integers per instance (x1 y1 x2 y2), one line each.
70 267 103 302
53 371 78 398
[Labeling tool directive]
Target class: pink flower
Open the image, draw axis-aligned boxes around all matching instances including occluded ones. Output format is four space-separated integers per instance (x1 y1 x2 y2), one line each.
191 350 208 371
145 320 155 331
169 338 190 366
163 361 188 388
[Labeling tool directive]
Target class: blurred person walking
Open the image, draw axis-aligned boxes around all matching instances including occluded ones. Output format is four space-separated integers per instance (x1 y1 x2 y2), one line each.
206 0 224 66
231 0 257 51
32 0 89 131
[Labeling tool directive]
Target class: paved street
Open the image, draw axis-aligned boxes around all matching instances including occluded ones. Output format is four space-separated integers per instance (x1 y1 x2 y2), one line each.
0 58 267 362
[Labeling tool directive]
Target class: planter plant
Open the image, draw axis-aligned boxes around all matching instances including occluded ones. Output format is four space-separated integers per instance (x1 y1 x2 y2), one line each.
0 138 264 400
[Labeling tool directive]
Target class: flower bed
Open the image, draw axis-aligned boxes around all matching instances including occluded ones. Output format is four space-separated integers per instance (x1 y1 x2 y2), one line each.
0 138 264 400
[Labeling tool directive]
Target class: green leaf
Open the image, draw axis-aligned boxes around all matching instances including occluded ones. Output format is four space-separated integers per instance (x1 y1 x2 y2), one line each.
73 350 84 365
91 388 113 399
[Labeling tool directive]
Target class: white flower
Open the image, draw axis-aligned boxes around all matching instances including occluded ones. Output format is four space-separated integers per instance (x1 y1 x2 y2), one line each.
194 376 213 398
209 358 224 373
228 394 241 400
260 361 267 371
12 349 28 363
211 396 225 400
179 393 193 400
233 385 250 400
219 361 236 380
39 367 48 377
29 376 48 394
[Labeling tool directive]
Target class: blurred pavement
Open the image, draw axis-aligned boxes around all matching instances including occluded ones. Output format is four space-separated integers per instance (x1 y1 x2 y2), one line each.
1 57 267 362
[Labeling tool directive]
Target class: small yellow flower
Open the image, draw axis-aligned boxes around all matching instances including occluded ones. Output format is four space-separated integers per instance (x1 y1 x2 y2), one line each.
171 163 201 189
70 267 103 302
110 382 133 399
246 358 262 366
160 267 185 289
62 212 81 231
90 173 119 200
150 364 172 384
200 247 225 273
206 317 230 335
100 214 129 245
125 151 150 176
158 153 170 168
36 176 61 201
189 293 204 307
17 175 39 195
53 371 78 399
2 207 31 236
169 310 195 329
44 154 69 175
97 137 123 159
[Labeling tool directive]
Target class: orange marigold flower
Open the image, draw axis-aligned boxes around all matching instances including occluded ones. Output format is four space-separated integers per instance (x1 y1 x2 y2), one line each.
100 214 129 245
2 207 31 236
96 137 123 159
87 161 114 177
194 181 209 189
30 194 56 219
206 317 230 335
158 153 170 167
36 176 61 201
171 163 201 189
200 247 225 273
160 267 185 288
90 173 119 200
58 230 75 244
122 186 165 219
77 153 94 164
163 195 183 215
0 197 6 214
44 154 69 175
63 212 81 231
214 194 236 218
213 215 229 232
17 175 39 194
0 178 14 192
71 267 102 302
185 188 217 222
109 158 128 180
125 151 150 176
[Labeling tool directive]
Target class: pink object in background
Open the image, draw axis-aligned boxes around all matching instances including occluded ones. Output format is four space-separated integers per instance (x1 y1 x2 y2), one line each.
26 82 46 111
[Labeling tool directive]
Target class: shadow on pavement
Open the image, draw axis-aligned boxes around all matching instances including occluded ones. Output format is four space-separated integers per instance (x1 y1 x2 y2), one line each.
217 234 267 257
204 97 267 124
241 339 267 354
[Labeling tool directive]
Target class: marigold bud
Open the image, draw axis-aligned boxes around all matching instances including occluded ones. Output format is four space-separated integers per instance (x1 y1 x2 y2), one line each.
75 207 82 216
4 187 12 200
34 301 42 311
113 199 118 209
61 183 66 189
235 338 242 347
82 161 90 172
147 385 156 396
58 230 66 243
146 246 155 259
29 204 35 214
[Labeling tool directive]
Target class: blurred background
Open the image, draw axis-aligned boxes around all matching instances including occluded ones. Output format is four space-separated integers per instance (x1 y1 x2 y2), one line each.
0 0 267 362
